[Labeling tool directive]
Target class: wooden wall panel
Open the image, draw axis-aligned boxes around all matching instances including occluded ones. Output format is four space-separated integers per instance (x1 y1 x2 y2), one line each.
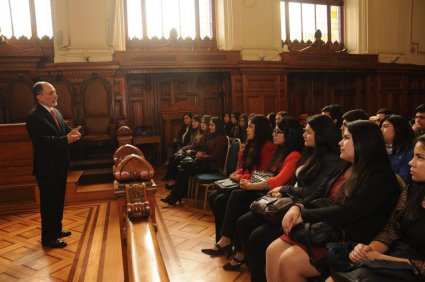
5 77 34 123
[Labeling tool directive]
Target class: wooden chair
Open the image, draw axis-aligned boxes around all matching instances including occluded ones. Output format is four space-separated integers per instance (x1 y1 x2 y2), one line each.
194 138 241 211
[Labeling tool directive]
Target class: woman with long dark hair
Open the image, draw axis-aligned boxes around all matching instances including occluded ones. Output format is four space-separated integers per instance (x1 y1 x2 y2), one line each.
327 134 425 281
381 114 415 183
208 115 275 243
266 120 401 282
203 117 304 271
237 114 341 281
161 117 227 205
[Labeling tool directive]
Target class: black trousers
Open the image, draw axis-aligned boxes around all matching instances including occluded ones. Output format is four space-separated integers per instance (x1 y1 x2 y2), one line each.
237 211 282 282
36 171 67 242
220 189 264 251
208 189 233 242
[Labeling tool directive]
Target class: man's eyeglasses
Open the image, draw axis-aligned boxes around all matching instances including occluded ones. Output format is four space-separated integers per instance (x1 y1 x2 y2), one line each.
415 115 425 120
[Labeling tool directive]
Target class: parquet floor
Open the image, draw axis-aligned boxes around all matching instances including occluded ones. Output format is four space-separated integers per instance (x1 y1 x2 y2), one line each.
0 167 252 282
0 200 123 281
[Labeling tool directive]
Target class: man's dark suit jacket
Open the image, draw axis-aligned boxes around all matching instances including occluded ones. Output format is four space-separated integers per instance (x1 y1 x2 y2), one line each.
26 103 72 178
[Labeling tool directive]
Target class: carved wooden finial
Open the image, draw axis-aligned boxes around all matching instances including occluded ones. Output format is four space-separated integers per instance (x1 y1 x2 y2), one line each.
126 183 150 220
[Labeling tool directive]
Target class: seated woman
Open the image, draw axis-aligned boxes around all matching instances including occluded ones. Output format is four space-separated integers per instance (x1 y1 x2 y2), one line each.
223 112 232 137
230 111 241 139
208 114 275 243
202 117 304 271
164 112 193 165
164 114 202 186
265 120 402 282
161 117 227 205
237 114 341 281
237 113 248 143
381 114 415 183
328 134 425 282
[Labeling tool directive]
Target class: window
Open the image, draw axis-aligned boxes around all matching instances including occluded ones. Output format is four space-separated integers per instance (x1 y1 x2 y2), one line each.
0 0 53 39
125 0 215 49
280 0 343 50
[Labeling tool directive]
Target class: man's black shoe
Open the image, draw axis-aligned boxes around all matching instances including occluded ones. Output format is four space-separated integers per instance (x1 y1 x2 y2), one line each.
42 239 67 248
58 230 72 238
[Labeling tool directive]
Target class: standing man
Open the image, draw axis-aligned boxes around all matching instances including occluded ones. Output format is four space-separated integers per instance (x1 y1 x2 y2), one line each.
26 81 81 248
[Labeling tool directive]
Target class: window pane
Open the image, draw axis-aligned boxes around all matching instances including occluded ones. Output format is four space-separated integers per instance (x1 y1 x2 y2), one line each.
316 4 327 41
280 1 285 41
127 0 143 39
10 0 31 38
331 5 341 42
162 0 180 39
180 0 195 39
288 2 301 41
34 0 52 38
199 0 212 39
0 0 13 38
146 0 163 38
301 3 315 42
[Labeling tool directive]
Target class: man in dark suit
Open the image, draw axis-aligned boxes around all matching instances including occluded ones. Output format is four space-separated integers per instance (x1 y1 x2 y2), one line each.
26 81 81 248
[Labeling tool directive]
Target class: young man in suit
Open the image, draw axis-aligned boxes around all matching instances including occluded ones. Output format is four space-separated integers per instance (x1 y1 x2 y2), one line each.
26 81 81 248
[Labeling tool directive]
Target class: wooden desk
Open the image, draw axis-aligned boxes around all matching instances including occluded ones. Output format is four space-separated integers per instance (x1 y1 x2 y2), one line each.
133 135 161 164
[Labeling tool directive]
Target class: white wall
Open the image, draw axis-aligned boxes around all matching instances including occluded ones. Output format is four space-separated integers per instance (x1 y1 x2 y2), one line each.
51 0 425 65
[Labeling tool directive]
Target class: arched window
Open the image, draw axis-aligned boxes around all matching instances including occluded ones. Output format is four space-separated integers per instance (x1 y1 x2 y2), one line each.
125 0 215 50
0 0 53 40
280 0 344 51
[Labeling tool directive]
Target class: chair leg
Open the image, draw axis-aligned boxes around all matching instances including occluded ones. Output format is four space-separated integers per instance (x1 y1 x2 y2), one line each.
203 185 210 212
194 182 200 208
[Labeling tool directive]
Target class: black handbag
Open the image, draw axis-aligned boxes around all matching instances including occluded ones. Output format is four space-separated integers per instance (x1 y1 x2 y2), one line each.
178 156 197 170
290 221 341 248
250 196 294 224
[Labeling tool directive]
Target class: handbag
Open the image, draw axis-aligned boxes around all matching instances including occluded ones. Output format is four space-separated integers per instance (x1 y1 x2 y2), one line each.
215 178 239 190
250 196 294 224
178 156 197 170
290 221 342 248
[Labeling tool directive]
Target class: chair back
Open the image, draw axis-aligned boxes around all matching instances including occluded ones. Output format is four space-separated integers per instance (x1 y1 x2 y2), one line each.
223 138 241 176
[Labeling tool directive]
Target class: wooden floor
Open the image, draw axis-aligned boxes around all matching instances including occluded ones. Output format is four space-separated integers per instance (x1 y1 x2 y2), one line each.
0 167 251 282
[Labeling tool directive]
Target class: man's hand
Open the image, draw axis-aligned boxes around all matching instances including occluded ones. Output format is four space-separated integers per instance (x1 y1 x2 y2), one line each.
67 125 82 144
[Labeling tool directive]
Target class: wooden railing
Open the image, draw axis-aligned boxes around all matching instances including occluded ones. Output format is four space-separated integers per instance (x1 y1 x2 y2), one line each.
114 181 169 282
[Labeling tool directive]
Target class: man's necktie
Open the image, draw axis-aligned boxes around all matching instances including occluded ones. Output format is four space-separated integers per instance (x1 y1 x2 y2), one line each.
50 109 60 129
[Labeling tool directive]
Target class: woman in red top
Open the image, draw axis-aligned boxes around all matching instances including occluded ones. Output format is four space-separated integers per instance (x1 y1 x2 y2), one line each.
203 116 304 271
207 114 275 242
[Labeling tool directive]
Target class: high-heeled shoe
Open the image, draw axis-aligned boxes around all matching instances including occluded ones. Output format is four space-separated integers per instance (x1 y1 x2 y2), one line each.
223 257 246 271
166 196 182 205
201 243 233 258
160 195 171 203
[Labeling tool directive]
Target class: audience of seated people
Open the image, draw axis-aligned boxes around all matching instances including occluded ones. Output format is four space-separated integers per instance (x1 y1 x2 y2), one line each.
159 103 424 282
236 114 341 281
202 116 304 271
266 120 401 281
161 117 227 205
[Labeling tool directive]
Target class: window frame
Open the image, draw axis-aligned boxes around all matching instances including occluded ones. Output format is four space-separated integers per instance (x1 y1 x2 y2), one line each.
125 0 217 50
281 0 344 51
